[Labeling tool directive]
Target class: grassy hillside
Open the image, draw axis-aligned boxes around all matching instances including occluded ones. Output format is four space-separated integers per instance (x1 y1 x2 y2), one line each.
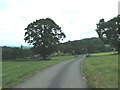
2 55 75 88
83 52 118 88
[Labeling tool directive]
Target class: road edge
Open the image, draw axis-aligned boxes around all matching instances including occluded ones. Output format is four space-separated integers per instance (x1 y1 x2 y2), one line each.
80 55 88 88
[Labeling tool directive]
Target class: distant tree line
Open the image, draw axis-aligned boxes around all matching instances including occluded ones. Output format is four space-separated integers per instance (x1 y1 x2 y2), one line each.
2 37 114 60
2 46 34 60
57 37 113 55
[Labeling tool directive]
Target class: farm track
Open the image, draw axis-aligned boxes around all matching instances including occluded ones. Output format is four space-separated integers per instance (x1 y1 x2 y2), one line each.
15 55 87 88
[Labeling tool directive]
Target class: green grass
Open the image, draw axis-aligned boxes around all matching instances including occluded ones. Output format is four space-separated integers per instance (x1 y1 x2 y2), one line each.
83 52 118 88
89 51 118 56
0 61 2 89
2 55 75 88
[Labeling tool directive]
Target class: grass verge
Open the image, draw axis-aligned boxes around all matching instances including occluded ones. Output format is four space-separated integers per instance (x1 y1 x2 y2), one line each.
0 61 2 89
2 55 75 88
83 52 118 88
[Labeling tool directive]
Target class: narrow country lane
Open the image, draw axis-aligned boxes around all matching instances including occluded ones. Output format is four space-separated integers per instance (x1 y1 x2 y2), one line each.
15 55 87 88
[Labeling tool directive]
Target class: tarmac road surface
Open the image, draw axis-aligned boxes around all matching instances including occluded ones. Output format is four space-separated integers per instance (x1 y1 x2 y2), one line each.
15 55 87 88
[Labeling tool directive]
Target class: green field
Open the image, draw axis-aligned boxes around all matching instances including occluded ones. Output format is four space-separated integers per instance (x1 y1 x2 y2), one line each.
89 51 118 56
2 55 75 88
83 52 118 88
0 61 2 89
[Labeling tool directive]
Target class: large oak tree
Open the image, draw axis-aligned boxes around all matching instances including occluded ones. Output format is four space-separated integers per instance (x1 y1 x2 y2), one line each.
24 18 66 59
96 16 120 52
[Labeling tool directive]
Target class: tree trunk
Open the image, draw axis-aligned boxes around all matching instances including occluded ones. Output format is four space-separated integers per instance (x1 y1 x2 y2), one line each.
42 55 47 60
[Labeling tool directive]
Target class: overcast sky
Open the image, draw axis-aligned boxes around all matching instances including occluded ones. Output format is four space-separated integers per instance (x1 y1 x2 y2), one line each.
0 0 119 46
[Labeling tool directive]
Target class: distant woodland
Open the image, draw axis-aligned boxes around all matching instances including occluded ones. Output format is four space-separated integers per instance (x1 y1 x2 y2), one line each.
2 37 114 60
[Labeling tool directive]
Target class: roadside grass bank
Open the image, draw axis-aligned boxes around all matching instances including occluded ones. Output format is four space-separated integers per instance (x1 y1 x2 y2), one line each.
2 55 75 88
0 61 2 89
83 52 118 88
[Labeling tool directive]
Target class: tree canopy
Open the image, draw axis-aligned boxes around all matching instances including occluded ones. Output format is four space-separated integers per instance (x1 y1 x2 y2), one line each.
95 16 120 51
24 18 66 59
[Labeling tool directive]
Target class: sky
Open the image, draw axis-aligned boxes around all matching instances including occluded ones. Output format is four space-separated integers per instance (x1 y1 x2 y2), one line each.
0 0 119 46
